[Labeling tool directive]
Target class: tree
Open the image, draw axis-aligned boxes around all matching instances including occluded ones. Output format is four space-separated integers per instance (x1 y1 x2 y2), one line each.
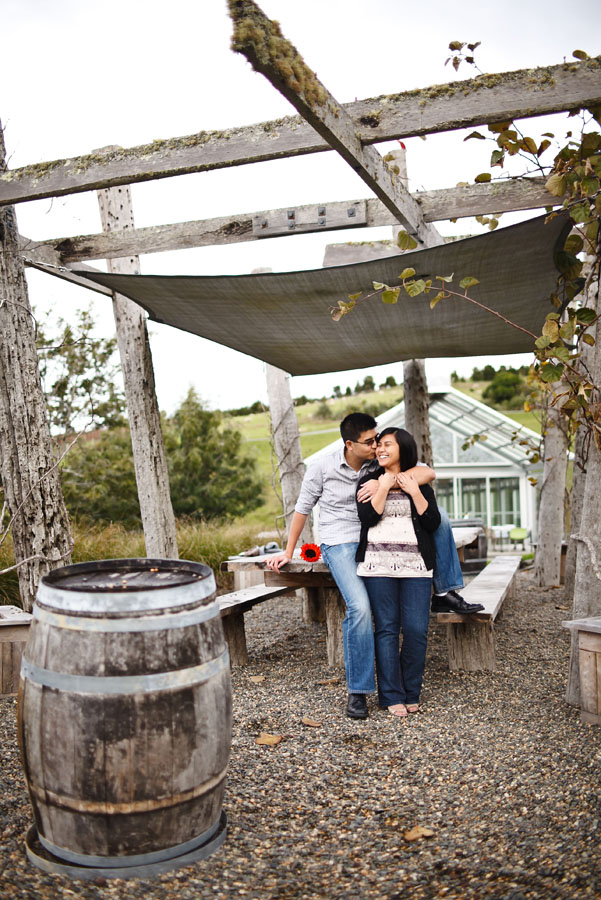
165 390 264 521
36 306 126 434
482 369 525 407
61 390 265 525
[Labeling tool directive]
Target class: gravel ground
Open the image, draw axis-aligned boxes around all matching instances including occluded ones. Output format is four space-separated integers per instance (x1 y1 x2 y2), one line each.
1 569 600 899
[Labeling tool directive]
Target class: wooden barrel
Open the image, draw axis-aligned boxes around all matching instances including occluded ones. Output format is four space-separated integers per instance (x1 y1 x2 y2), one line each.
18 558 231 869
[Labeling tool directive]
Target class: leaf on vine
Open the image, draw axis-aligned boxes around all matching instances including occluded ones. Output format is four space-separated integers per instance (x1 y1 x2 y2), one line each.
448 40 464 51
474 172 491 183
459 276 480 289
348 292 362 301
488 122 512 133
582 334 595 346
537 139 552 155
405 279 427 297
382 288 401 304
490 149 504 167
465 131 486 141
540 362 564 383
436 274 454 283
576 308 597 325
564 234 584 255
572 49 589 60
399 267 416 280
545 173 567 196
535 335 551 349
522 137 538 155
542 319 560 341
396 231 418 251
372 282 385 290
430 291 446 309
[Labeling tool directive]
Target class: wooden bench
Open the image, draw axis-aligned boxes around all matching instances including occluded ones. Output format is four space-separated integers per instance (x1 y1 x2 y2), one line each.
1 605 32 697
218 583 297 666
433 555 522 672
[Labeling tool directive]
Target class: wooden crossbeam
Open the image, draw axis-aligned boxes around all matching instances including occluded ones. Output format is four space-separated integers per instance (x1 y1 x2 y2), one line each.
1 58 598 208
23 177 555 263
228 0 442 244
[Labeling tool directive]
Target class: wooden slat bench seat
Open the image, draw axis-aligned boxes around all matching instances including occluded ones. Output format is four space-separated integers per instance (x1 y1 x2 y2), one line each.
433 555 522 672
218 583 297 666
0 605 32 697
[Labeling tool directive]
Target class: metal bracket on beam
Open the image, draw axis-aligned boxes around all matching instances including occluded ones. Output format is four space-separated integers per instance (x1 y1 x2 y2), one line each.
252 200 367 238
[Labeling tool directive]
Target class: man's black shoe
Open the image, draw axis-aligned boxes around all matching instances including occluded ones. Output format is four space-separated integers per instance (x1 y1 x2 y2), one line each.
431 590 484 614
346 693 368 719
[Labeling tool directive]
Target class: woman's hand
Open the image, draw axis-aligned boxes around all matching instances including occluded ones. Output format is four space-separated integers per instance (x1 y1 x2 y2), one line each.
396 471 420 497
379 471 397 491
396 472 428 514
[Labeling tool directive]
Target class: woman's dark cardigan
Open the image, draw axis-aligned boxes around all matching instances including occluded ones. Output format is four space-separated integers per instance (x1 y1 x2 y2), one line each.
355 467 441 569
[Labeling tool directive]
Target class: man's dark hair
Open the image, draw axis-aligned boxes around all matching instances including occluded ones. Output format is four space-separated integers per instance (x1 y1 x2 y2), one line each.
377 427 418 471
340 412 377 444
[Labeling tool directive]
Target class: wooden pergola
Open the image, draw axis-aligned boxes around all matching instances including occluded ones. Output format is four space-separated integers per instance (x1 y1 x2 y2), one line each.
1 0 600 669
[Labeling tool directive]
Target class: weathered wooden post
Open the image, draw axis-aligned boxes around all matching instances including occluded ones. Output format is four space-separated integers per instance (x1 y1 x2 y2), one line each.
0 122 73 611
96 160 178 559
534 383 569 586
566 254 601 705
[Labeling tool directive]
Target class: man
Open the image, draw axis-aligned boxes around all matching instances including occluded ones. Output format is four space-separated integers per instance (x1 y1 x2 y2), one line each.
267 413 481 720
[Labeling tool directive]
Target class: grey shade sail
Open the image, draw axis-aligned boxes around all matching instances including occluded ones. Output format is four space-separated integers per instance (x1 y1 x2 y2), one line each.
75 213 571 376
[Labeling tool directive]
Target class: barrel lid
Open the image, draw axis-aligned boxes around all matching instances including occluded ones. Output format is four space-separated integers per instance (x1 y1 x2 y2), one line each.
37 559 216 615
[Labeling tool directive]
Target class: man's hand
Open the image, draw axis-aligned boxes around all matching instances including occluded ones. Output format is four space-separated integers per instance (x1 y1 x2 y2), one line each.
266 552 292 572
357 478 379 503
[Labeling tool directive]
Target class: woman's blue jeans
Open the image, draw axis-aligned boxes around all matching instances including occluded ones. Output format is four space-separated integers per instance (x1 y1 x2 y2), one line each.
363 576 431 707
320 542 376 694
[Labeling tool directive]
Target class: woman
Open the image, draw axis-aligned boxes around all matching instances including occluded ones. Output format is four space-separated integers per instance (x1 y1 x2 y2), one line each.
355 428 440 717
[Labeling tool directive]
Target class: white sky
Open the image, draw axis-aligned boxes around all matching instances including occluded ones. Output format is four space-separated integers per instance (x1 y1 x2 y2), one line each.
3 0 600 412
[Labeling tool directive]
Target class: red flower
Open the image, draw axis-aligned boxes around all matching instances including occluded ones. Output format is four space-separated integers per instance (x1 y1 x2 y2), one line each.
300 543 321 562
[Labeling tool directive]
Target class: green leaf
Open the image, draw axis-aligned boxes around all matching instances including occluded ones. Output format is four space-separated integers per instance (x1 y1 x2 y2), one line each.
347 292 362 301
570 203 590 225
448 40 464 50
564 234 584 255
576 307 597 324
545 173 567 196
436 274 454 283
522 137 538 154
399 267 416 279
381 288 401 304
559 321 576 340
535 335 551 349
582 333 595 346
552 345 571 363
540 362 564 383
573 49 589 60
475 172 491 183
429 291 446 309
372 282 385 291
459 276 480 289
405 279 426 297
490 149 504 167
465 131 486 141
396 231 418 251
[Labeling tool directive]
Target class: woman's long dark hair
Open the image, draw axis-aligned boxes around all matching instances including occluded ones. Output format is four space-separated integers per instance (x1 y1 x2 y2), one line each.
377 427 418 471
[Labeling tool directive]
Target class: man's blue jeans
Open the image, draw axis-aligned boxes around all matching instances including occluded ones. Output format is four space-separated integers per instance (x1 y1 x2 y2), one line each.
363 576 431 707
433 508 464 594
320 542 376 694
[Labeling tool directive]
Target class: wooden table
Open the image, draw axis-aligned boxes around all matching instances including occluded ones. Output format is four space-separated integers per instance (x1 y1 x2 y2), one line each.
224 528 480 668
224 553 345 665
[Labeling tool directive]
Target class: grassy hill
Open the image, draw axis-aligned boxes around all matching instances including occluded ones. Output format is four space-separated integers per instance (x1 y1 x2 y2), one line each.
231 382 540 534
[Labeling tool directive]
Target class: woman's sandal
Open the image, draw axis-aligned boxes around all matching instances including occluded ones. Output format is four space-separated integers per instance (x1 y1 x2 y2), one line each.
406 703 420 714
388 703 408 718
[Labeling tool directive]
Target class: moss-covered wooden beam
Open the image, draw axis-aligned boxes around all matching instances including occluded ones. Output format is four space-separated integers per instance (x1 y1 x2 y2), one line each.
228 0 441 244
23 177 555 263
1 56 598 208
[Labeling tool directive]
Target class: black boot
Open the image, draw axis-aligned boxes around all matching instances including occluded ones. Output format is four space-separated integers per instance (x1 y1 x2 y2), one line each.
346 693 368 719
